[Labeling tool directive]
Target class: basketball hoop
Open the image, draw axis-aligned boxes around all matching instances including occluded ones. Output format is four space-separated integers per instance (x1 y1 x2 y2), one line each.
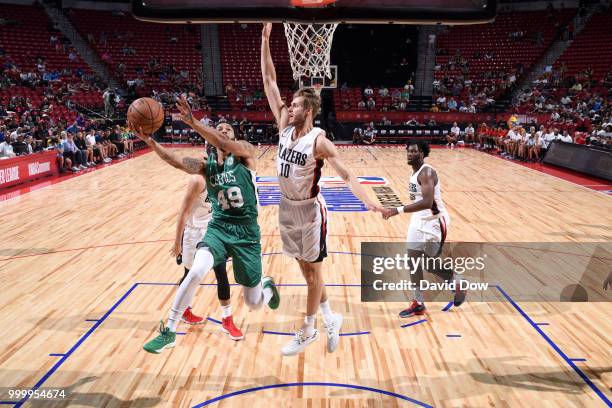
283 22 338 82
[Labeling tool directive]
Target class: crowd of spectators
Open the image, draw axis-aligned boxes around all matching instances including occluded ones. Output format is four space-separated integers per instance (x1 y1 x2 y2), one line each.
471 118 611 162
0 106 142 172
432 48 522 113
352 82 415 111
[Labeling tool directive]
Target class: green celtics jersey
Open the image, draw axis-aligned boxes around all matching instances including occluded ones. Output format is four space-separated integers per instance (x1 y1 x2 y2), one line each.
205 152 259 224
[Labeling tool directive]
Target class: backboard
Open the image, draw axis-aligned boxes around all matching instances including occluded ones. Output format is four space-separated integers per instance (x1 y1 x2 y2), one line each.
300 65 337 89
132 0 497 25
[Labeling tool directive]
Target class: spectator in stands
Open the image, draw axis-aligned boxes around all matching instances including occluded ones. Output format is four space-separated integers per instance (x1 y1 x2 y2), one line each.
47 137 69 172
75 131 95 166
391 88 401 103
366 97 376 111
541 127 555 156
363 127 375 145
464 123 475 145
11 135 28 156
103 89 114 117
352 127 363 144
378 86 389 98
0 134 16 158
529 127 543 161
62 132 87 170
448 122 460 148
447 97 458 111
121 127 135 153
86 130 105 163
517 127 531 161
96 130 114 159
364 85 374 97
25 135 36 154
101 130 118 157
560 130 573 143
436 94 447 111
110 127 127 156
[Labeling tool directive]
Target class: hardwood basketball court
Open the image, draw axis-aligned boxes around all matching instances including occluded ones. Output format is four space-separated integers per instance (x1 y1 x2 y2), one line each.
0 146 610 407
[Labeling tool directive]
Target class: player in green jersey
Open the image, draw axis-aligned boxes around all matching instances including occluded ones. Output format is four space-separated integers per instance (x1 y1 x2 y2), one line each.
131 96 280 354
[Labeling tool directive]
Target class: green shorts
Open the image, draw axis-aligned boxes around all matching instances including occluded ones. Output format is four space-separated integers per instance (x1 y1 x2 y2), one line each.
197 220 262 287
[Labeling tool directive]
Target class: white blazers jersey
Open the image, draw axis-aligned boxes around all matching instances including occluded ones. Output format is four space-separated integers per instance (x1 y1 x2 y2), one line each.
186 191 212 229
409 164 448 220
277 126 325 201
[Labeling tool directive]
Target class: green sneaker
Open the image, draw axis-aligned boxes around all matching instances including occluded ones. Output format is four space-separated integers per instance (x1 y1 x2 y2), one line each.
143 321 176 354
262 276 280 310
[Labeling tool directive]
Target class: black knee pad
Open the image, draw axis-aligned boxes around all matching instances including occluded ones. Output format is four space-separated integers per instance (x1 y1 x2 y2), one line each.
213 262 230 301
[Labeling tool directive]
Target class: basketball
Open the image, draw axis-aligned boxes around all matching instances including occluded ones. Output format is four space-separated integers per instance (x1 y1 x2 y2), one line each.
127 97 164 134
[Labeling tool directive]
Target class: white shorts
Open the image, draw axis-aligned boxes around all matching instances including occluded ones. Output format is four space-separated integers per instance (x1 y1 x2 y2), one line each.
279 195 328 263
182 226 208 269
406 214 450 256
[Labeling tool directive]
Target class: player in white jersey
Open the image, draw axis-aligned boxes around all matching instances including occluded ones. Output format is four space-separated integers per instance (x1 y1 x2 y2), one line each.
382 141 466 318
261 23 382 356
172 146 243 340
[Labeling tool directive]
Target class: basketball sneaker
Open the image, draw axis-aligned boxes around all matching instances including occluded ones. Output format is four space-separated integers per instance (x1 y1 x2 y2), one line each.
324 313 343 353
281 328 319 356
143 321 176 354
181 307 204 325
399 301 426 318
262 276 280 310
221 316 244 341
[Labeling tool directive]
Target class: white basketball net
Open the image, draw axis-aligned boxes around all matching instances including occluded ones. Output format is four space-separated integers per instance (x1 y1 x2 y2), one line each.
283 22 339 81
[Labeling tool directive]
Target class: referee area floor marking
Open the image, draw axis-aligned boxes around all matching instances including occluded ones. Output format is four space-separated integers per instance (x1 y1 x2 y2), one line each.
4 252 608 407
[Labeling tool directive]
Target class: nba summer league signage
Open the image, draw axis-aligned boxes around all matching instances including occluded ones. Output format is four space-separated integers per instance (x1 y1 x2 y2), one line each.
256 176 388 212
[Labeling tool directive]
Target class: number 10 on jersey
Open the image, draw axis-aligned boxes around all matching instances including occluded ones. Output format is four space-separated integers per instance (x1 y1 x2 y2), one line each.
280 163 291 178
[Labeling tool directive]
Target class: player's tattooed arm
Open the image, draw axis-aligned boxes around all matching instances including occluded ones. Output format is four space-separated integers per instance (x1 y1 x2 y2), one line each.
181 157 206 175
129 123 205 175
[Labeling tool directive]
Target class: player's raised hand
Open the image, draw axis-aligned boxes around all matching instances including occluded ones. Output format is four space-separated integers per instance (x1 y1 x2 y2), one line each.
128 122 152 144
176 95 195 126
262 23 272 40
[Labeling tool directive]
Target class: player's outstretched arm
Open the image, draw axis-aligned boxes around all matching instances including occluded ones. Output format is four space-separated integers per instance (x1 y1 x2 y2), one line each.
316 135 382 212
129 123 205 175
382 168 435 220
175 96 256 162
261 23 289 130
173 174 205 259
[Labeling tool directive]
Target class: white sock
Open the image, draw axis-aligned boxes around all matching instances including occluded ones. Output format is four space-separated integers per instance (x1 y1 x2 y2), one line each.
415 288 425 304
263 285 273 305
221 304 232 318
319 300 333 324
167 249 213 332
302 315 316 337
